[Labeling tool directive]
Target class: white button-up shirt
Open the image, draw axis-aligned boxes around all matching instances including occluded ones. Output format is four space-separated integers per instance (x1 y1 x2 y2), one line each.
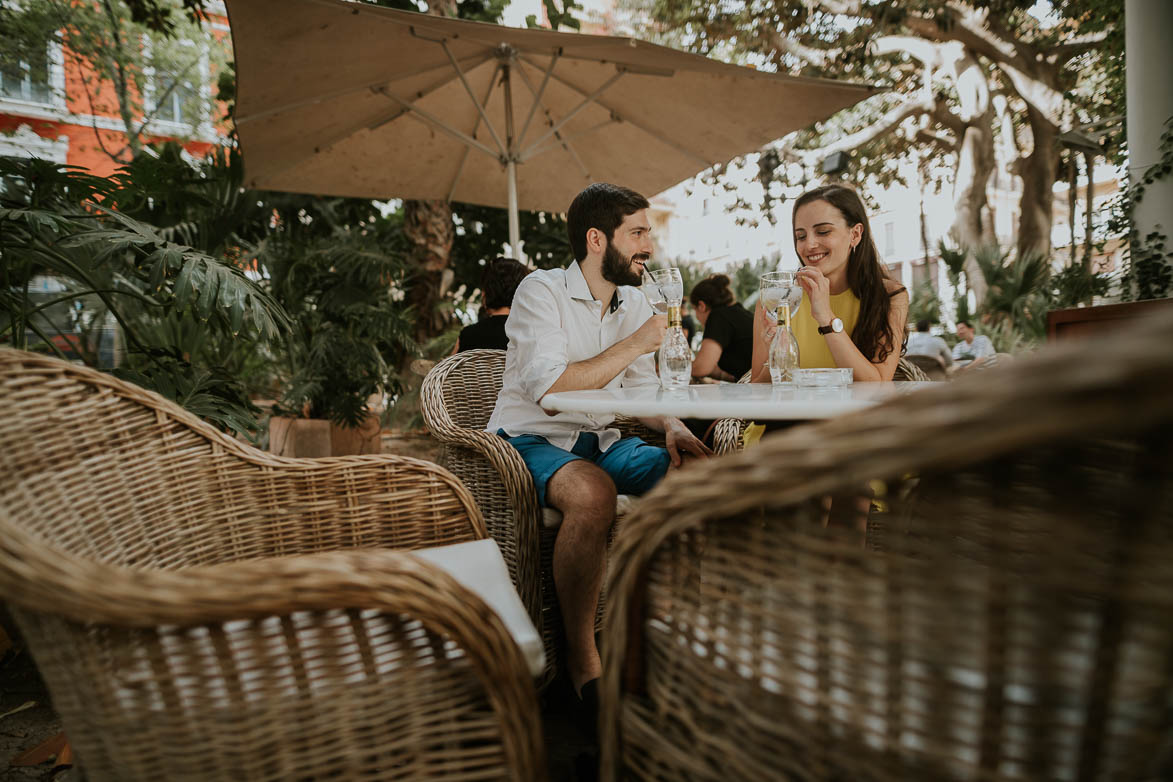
486 260 659 452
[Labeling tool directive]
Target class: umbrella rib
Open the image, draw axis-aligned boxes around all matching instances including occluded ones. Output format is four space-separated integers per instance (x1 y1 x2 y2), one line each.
514 49 561 156
517 55 713 168
439 39 507 158
235 53 491 127
447 62 503 203
245 62 492 184
375 87 501 162
511 64 592 180
523 117 617 163
518 69 625 162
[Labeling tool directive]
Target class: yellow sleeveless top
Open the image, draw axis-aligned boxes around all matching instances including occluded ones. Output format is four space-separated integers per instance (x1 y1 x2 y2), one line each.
792 288 861 368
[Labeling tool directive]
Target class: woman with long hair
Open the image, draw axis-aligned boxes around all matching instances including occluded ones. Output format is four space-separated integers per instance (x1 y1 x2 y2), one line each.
750 184 908 382
688 273 754 382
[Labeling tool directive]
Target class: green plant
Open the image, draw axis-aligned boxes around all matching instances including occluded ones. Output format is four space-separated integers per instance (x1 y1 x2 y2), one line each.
260 201 416 428
908 277 942 327
939 242 972 324
1118 117 1173 300
0 155 288 435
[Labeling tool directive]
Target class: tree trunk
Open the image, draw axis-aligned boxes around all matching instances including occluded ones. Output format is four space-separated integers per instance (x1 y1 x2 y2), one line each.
1083 151 1095 270
949 115 996 303
1016 107 1058 260
401 0 460 347
404 198 455 344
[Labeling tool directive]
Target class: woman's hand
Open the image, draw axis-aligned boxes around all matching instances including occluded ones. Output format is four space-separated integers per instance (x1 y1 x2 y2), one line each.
755 299 777 344
796 266 833 325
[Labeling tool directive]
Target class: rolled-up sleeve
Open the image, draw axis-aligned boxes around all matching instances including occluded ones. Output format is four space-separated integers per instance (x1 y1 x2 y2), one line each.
508 277 569 401
621 296 660 389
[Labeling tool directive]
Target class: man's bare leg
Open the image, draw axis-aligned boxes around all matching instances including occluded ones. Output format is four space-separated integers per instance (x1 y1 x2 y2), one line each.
546 459 617 695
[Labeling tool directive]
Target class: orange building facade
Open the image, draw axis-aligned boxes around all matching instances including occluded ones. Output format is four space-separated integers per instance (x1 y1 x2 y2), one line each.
0 2 231 176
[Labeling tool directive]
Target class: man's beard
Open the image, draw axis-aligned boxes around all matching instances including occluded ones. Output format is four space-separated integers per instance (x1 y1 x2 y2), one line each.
601 242 647 287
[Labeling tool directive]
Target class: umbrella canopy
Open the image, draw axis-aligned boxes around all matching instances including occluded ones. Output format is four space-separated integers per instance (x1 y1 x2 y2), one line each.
227 0 878 255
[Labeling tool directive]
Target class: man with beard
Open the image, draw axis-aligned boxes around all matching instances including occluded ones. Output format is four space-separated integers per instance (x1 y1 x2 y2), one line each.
487 182 710 719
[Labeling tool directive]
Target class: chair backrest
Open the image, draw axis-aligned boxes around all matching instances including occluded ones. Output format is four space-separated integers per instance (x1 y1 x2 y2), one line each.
0 349 480 572
422 349 506 432
903 353 947 381
603 309 1173 782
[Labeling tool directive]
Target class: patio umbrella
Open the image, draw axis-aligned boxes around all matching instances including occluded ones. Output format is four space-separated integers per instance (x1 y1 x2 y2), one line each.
226 0 878 257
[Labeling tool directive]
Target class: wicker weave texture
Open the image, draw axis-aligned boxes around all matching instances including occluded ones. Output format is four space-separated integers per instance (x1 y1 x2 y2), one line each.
602 310 1173 782
712 357 933 455
421 350 665 686
0 349 545 781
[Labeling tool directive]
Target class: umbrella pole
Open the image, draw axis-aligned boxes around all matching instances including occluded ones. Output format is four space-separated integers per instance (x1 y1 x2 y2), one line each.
507 159 521 261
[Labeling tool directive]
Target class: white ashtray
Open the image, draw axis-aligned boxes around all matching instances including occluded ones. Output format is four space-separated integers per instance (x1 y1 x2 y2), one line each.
793 367 853 388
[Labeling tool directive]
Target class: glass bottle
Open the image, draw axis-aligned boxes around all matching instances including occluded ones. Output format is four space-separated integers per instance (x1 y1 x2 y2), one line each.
659 302 693 389
768 302 800 384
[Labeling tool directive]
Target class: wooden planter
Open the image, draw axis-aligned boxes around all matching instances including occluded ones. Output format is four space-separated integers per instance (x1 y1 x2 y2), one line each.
1047 297 1173 341
269 414 382 457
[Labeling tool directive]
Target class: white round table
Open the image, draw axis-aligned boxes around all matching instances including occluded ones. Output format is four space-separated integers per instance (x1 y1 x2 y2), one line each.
541 382 934 421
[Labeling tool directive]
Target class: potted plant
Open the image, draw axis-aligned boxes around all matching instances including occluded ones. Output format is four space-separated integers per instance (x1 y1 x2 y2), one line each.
258 199 416 457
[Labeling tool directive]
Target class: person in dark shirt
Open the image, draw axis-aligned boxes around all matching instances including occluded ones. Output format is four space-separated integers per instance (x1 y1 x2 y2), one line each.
688 273 754 381
456 257 532 352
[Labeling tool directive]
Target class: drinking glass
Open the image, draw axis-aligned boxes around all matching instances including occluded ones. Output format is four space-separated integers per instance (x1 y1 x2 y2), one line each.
648 268 691 388
642 270 669 314
759 270 801 384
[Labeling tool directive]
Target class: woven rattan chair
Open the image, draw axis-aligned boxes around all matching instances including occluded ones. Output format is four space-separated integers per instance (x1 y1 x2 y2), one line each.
0 349 545 782
711 356 932 454
601 310 1173 782
420 349 660 687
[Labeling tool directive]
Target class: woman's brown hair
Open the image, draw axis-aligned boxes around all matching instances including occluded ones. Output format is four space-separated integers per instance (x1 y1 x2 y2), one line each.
689 273 735 309
793 184 905 364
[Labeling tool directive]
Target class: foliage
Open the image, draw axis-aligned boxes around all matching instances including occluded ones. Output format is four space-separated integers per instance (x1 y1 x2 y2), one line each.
0 154 288 435
1049 262 1111 309
260 203 416 428
971 244 1051 345
527 0 582 30
0 0 231 162
908 277 942 327
622 0 1123 258
939 242 972 324
1118 117 1173 301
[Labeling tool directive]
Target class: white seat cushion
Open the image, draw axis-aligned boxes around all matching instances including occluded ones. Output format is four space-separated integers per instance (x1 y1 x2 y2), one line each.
411 539 545 677
541 493 634 530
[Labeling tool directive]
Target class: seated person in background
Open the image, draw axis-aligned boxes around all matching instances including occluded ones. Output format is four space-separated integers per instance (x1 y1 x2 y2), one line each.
751 184 908 382
906 318 953 373
952 319 996 371
689 273 753 382
455 257 532 352
679 301 698 346
487 182 710 709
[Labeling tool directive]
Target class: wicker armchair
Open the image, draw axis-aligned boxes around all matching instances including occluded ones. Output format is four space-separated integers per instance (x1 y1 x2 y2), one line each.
712 356 932 454
601 310 1173 782
420 349 660 687
0 350 545 782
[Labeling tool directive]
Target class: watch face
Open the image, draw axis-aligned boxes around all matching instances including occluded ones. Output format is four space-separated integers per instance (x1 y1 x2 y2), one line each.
832 317 844 333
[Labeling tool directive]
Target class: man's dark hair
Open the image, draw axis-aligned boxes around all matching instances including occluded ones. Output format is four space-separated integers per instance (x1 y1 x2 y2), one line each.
566 183 650 262
957 320 973 329
916 318 931 332
481 257 532 311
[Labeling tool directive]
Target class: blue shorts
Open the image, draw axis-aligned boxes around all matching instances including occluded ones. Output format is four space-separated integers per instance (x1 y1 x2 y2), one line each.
498 430 670 508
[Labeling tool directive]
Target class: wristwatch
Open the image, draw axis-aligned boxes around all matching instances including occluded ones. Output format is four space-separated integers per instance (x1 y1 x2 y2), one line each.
818 317 844 335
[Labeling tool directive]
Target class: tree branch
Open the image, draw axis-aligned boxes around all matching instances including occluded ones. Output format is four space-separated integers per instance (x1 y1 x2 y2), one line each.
781 94 935 165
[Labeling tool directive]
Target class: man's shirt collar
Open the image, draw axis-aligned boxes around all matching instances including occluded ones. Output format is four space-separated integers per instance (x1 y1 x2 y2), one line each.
566 260 623 314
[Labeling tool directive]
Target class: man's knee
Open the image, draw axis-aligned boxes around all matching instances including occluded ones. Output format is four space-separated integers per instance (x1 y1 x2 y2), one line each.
548 462 617 522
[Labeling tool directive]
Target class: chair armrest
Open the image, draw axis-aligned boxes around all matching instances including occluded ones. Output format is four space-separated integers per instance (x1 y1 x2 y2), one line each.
422 427 543 629
614 415 666 447
206 453 488 559
1 544 545 779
